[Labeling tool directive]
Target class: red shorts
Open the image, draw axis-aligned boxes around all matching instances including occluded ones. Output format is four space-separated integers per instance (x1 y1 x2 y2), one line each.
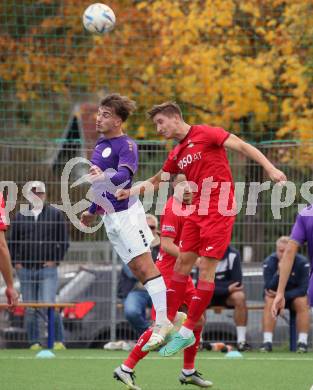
150 270 196 321
180 212 235 259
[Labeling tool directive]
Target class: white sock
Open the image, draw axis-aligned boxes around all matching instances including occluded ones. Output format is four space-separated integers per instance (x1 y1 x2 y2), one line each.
298 333 308 344
236 326 246 343
263 332 273 343
144 276 168 324
182 368 195 375
121 364 132 372
179 325 193 338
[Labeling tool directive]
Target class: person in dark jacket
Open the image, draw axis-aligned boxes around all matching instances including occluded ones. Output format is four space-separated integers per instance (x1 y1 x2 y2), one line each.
260 236 310 353
9 181 69 350
117 214 160 337
208 245 250 351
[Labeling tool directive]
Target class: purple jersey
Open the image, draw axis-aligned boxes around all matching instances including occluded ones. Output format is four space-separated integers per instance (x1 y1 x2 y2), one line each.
290 205 313 267
290 204 313 305
90 135 138 213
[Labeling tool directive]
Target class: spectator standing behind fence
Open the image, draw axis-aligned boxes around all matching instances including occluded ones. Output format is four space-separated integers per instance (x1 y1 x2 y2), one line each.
117 214 160 337
0 193 19 308
8 181 69 350
260 236 310 353
207 245 250 352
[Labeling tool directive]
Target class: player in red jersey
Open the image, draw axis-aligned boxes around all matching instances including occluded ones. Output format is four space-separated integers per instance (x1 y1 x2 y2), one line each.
114 174 212 389
0 193 19 308
117 102 287 354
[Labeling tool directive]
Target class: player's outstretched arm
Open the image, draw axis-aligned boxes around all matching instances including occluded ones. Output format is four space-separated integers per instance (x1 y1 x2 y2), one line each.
116 169 164 200
0 231 19 308
0 231 15 289
224 134 287 183
271 240 299 317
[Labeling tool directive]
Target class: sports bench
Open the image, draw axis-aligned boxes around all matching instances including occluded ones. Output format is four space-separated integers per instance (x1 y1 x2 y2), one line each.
210 304 298 351
0 303 297 350
0 302 75 349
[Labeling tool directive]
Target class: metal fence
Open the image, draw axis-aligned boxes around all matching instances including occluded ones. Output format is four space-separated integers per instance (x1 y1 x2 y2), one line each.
0 140 312 348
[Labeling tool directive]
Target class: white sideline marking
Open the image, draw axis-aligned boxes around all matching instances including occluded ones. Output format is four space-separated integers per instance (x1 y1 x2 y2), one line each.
0 355 313 361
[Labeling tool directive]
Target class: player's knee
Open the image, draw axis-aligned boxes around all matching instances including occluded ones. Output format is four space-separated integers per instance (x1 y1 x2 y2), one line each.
128 259 141 275
129 264 152 282
174 254 193 274
231 291 246 307
292 296 309 312
198 259 218 281
124 306 141 321
264 295 274 307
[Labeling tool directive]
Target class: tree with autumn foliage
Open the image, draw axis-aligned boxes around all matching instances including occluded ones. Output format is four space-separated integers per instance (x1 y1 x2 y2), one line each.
137 1 313 143
0 0 312 161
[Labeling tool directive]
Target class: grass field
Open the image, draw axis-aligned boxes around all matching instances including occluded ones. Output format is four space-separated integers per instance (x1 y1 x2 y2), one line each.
1 349 313 390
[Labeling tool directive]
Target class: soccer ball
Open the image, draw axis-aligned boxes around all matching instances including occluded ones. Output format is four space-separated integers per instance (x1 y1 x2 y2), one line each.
82 3 116 34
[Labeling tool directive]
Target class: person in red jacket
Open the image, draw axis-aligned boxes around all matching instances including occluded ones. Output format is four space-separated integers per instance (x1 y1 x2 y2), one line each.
0 193 18 308
114 174 212 389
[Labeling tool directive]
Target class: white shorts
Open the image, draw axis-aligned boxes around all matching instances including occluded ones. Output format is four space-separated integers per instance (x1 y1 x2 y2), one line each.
103 200 154 264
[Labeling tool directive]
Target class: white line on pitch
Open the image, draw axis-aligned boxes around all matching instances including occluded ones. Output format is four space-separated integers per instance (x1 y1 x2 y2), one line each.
0 356 313 361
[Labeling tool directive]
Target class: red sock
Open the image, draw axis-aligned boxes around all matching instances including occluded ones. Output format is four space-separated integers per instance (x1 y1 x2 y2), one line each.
123 328 152 369
184 280 215 330
167 272 189 321
183 326 202 370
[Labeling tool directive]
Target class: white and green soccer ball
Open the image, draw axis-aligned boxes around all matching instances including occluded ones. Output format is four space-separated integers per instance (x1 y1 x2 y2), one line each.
83 3 116 34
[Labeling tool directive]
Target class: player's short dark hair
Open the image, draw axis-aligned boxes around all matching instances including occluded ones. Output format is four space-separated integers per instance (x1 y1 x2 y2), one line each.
147 101 183 120
100 93 136 122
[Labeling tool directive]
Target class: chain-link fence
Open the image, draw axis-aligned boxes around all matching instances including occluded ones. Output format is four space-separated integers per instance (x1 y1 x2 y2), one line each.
1 1 313 144
0 140 312 348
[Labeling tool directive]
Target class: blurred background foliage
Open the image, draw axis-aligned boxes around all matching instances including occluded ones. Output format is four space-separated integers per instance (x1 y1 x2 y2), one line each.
0 0 312 163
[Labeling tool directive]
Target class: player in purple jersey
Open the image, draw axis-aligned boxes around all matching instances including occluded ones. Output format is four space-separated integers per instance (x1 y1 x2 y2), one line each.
272 204 313 317
80 94 173 350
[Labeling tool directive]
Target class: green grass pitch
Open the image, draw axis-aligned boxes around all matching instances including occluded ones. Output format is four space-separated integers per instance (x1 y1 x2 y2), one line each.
1 349 312 390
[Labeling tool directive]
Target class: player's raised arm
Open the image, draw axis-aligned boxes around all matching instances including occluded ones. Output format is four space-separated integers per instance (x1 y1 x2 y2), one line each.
224 134 287 184
116 169 164 200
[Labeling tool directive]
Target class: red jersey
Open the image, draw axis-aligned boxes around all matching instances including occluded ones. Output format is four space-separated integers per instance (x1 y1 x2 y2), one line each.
0 193 7 231
156 196 188 274
162 125 234 214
